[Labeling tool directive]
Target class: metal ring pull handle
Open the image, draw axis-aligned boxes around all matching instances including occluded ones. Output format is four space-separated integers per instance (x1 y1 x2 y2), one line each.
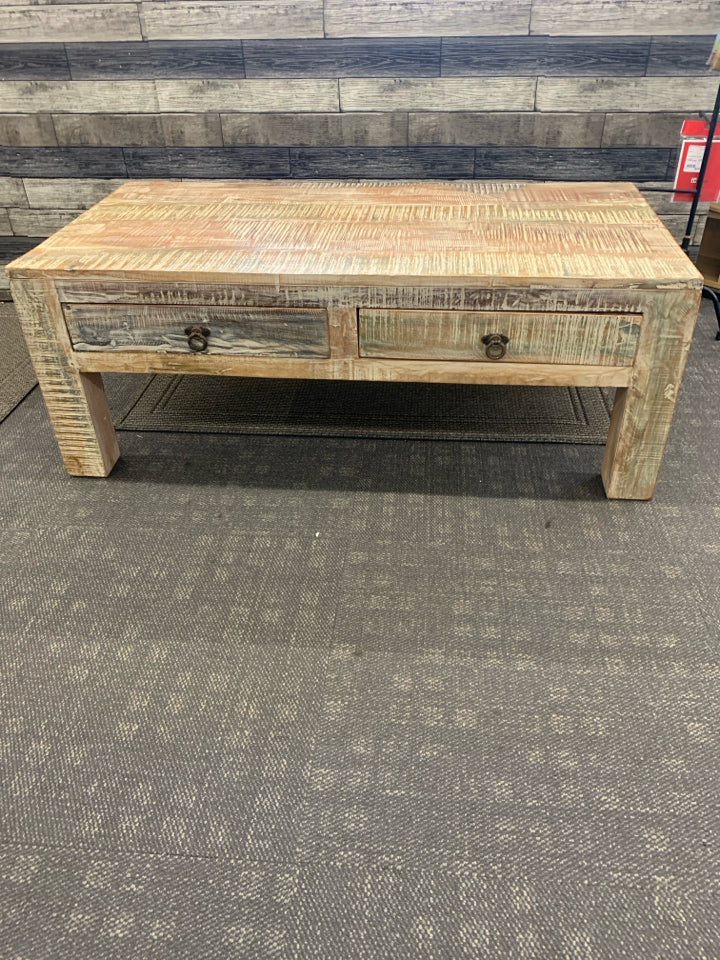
184 324 211 352
481 333 510 360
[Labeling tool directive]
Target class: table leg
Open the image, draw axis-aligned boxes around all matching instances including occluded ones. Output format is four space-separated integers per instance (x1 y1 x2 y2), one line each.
601 287 701 500
10 277 119 477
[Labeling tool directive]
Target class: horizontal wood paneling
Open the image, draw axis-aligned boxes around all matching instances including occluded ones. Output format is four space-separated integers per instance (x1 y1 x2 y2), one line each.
340 78 536 112
0 147 127 178
243 38 441 77
0 81 157 114
409 112 604 147
537 77 720 113
8 207 83 236
473 147 673 181
66 41 245 80
0 43 70 80
646 35 718 74
288 146 475 178
54 114 164 146
530 0 718 36
0 114 57 146
124 146 290 178
221 112 408 146
22 178 124 209
156 79 339 112
325 0 532 38
162 114 224 147
0 209 11 235
602 113 699 147
441 36 650 76
0 177 27 206
141 1 324 41
0 5 142 44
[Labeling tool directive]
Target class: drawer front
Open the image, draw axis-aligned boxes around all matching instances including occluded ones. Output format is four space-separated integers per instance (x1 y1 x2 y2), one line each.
359 309 642 367
64 303 330 358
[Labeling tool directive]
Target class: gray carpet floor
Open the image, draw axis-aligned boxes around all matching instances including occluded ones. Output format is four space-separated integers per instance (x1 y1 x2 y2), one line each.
1 302 720 958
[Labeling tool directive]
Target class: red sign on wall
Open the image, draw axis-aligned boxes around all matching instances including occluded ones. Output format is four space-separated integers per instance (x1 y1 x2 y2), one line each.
673 120 720 202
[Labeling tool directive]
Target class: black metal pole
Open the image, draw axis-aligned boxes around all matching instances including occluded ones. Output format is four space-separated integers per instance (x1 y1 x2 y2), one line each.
682 80 720 250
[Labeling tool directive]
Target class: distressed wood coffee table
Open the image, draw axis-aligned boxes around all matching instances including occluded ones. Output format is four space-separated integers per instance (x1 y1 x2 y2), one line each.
7 180 702 499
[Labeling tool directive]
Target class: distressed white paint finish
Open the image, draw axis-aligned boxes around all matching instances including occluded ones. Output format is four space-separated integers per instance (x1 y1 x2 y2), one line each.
156 79 339 113
537 77 720 113
141 0 324 40
325 0 531 37
340 78 536 112
0 4 142 43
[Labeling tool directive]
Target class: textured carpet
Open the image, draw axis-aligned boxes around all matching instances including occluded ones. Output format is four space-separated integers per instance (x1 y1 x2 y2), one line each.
106 372 613 444
1 302 719 959
0 301 36 423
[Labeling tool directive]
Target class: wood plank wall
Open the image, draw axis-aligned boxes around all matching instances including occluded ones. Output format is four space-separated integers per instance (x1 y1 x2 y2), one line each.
1 0 717 288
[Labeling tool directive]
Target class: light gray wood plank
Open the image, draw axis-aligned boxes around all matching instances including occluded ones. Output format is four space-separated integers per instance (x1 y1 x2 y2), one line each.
326 0 531 37
221 112 408 146
637 182 709 228
8 207 84 235
0 114 57 146
602 113 699 148
0 209 11 235
0 176 27 206
0 4 142 44
22 178 125 210
141 1 324 41
0 81 158 114
537 78 720 113
530 0 717 35
654 213 707 244
53 114 164 146
409 111 603 147
160 113 223 146
340 78 535 112
156 78 339 112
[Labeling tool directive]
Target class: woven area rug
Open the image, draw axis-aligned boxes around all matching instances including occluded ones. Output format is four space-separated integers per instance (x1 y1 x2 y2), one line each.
0 301 36 423
105 372 614 444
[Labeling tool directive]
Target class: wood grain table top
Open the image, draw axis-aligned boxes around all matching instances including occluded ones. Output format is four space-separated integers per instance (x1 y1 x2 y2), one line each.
6 179 702 288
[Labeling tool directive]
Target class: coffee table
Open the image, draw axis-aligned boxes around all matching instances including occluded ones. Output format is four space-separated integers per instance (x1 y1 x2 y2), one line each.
6 179 702 499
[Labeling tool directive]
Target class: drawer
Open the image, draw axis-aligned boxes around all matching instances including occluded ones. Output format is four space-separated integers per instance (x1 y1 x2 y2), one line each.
359 309 642 367
63 303 330 358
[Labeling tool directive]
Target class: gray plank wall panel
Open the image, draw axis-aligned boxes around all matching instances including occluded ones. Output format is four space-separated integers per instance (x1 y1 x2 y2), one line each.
0 5 143 44
441 36 651 75
0 2 715 240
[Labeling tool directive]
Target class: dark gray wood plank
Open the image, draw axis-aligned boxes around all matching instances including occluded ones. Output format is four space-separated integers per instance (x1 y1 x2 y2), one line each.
602 113 699 147
473 147 673 181
0 236 44 257
0 115 57 147
66 41 245 80
289 147 474 179
0 43 70 81
442 36 650 76
646 36 718 75
0 148 127 178
243 38 440 77
123 147 290 178
54 115 165 147
221 112 408 146
409 112 603 147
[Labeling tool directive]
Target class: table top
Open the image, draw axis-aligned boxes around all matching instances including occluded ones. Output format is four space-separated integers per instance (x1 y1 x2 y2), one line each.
6 179 702 288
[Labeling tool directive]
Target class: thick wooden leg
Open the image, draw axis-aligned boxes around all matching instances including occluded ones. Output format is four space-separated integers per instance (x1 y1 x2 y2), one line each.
10 277 119 476
601 287 701 500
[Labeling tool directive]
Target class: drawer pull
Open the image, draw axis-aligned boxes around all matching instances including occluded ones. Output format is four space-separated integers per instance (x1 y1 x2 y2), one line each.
184 324 211 352
481 333 510 360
